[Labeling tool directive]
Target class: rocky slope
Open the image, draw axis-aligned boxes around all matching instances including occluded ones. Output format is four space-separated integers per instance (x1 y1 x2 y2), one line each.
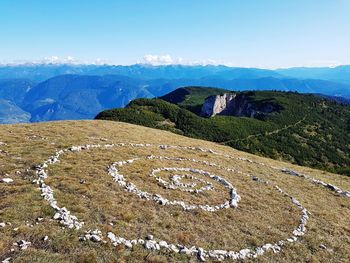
201 93 236 117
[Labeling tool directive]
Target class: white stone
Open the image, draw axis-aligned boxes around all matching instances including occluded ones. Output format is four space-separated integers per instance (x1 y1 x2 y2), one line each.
90 235 101 242
319 244 327 250
1 178 13 183
144 240 157 250
146 234 154 240
17 240 31 250
2 258 11 263
159 240 168 248
124 240 133 249
239 248 251 259
197 248 206 261
179 247 191 255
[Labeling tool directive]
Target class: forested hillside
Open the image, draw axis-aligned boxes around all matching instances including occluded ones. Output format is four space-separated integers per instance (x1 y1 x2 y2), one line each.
96 87 350 175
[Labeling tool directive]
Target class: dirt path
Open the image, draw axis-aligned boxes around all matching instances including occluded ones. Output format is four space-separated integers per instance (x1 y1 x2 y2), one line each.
220 116 307 145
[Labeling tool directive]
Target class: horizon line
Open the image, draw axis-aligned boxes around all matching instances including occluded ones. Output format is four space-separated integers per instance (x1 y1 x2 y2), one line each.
0 61 347 70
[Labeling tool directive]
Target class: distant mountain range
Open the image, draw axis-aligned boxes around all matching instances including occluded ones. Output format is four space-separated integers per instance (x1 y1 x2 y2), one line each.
1 63 350 82
276 66 350 83
0 64 349 123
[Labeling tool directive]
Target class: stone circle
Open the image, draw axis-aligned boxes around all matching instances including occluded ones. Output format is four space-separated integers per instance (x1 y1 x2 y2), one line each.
31 142 350 261
109 156 240 211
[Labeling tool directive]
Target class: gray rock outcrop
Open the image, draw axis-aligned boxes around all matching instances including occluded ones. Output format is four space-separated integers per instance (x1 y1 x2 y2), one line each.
201 93 236 117
200 93 280 118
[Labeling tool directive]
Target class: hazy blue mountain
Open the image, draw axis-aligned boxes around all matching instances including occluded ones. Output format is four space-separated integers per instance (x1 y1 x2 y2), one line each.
142 77 350 98
0 79 36 105
22 74 154 122
1 63 350 83
2 63 350 83
0 99 30 124
276 65 350 83
0 64 89 82
0 64 281 81
0 64 350 124
193 77 350 98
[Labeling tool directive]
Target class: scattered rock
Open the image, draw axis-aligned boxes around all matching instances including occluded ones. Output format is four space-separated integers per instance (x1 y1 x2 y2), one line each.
1 178 13 183
0 222 6 227
144 240 158 250
179 246 191 255
15 240 31 250
146 234 154 240
197 247 206 261
159 240 168 248
80 229 103 242
122 240 132 248
91 235 102 242
319 244 327 250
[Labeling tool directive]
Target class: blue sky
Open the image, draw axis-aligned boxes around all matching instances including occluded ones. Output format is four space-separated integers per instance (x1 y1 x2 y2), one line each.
0 0 349 68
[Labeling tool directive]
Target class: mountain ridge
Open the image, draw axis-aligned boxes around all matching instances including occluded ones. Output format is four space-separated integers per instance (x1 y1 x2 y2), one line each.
96 87 350 176
1 65 350 123
1 63 350 82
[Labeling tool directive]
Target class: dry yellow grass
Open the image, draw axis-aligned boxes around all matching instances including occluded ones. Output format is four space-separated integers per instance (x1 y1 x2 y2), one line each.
0 120 350 262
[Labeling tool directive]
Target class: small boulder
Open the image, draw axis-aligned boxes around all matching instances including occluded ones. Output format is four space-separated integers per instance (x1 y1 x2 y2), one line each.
2 257 11 263
124 240 133 249
1 178 13 184
144 240 157 250
319 244 327 250
91 235 102 242
146 234 154 240
16 240 31 250
159 240 168 248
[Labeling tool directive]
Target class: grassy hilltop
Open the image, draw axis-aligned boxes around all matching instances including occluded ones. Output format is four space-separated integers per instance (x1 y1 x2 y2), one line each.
96 87 350 176
0 120 350 262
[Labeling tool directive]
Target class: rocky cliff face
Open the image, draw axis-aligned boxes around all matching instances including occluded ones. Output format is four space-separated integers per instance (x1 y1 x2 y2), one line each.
200 93 280 118
200 93 237 117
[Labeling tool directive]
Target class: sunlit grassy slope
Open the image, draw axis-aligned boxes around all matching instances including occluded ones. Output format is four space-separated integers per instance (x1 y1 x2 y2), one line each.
0 120 350 262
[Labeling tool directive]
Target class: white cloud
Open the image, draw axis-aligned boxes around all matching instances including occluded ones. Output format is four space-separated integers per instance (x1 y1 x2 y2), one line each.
42 56 78 64
141 54 231 66
1 54 233 67
143 54 175 65
92 58 110 65
0 56 115 66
